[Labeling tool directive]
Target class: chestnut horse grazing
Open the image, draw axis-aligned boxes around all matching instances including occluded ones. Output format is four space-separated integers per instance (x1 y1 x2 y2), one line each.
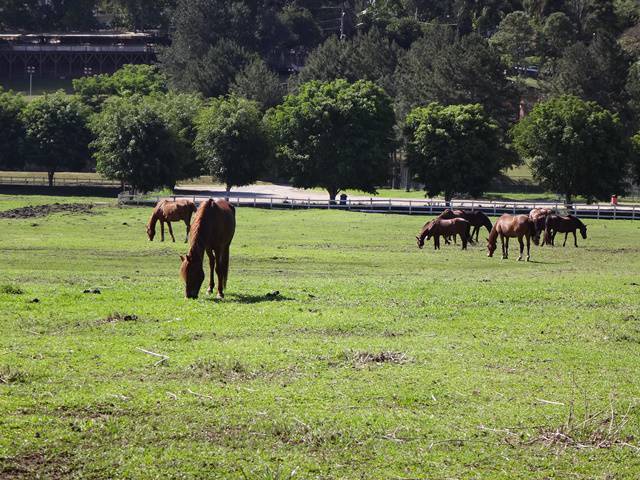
439 209 492 242
544 214 587 247
416 218 471 250
147 199 197 243
486 214 539 261
179 199 236 299
529 208 553 245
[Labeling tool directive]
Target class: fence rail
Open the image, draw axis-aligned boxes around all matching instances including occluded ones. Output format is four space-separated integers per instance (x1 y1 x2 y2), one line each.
0 175 120 187
118 193 640 221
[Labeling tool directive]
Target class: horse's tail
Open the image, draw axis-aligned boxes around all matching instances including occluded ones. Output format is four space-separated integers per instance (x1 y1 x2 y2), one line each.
465 221 473 244
219 246 230 289
544 215 553 244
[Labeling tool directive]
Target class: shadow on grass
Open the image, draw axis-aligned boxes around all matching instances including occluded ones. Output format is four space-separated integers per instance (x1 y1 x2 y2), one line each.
208 292 294 304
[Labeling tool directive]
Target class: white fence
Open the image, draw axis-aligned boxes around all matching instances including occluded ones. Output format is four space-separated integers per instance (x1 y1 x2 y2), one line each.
118 193 640 221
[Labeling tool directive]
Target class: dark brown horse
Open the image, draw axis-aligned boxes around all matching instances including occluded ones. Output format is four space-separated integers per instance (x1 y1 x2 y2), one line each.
147 199 197 243
486 214 539 261
416 218 472 250
439 209 493 242
529 208 553 245
544 214 587 247
179 199 236 299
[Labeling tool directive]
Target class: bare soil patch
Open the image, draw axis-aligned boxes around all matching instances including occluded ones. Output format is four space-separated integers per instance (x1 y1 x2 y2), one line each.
0 203 95 219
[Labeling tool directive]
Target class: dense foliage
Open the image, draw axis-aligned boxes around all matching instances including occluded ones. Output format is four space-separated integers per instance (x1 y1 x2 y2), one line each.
21 93 92 186
91 96 186 192
512 95 631 203
267 79 395 200
194 95 270 191
0 89 27 170
404 103 513 201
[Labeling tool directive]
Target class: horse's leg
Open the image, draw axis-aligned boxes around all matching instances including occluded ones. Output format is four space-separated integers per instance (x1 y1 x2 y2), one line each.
505 237 510 259
563 232 568 247
500 234 506 259
167 222 176 242
184 219 190 243
517 235 524 261
160 220 165 242
474 226 480 243
214 247 229 298
206 249 216 295
434 235 440 250
462 231 467 250
526 234 531 261
573 231 578 247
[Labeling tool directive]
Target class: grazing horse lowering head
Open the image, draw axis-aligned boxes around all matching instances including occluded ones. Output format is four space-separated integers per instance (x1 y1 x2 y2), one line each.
579 223 587 239
416 234 425 249
179 254 205 299
146 224 155 241
486 237 497 257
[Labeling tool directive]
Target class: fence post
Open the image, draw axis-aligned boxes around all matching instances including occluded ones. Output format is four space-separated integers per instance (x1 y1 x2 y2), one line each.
597 204 600 220
388 199 391 211
409 200 412 214
633 206 636 220
253 195 257 208
270 197 273 209
613 205 616 220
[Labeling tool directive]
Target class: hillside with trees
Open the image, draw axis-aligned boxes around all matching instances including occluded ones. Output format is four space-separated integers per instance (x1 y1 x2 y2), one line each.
2 0 640 199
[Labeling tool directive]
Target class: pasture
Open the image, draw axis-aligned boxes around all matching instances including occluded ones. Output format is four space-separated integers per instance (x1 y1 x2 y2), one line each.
1 195 640 479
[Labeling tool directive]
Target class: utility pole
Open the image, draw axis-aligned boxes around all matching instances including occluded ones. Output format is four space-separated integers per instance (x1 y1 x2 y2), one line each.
26 66 36 97
340 3 345 40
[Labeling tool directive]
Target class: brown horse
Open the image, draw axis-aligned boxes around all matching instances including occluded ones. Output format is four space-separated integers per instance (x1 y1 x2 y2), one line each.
439 209 492 242
529 208 553 245
544 214 587 247
416 218 472 250
179 199 236 299
486 214 539 261
147 199 197 243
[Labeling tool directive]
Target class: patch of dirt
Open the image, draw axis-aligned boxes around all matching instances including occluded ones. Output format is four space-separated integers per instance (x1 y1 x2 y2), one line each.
0 451 73 479
341 350 411 367
0 203 95 219
98 312 138 324
0 285 23 295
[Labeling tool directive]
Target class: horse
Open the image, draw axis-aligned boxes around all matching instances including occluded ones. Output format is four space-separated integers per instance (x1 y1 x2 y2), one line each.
486 214 539 261
544 214 587 247
439 209 492 242
179 199 236 299
416 218 472 250
529 208 553 245
147 199 197 243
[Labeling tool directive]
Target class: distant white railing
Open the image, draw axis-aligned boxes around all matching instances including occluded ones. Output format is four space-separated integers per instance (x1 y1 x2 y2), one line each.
0 175 119 187
117 193 640 221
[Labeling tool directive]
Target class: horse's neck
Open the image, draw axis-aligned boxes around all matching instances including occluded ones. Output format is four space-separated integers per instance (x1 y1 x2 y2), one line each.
487 226 498 244
148 210 160 229
418 223 430 242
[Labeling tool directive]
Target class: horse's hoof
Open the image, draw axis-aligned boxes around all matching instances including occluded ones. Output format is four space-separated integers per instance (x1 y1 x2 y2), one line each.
517 257 522 261
526 256 531 262
207 288 213 295
216 293 224 300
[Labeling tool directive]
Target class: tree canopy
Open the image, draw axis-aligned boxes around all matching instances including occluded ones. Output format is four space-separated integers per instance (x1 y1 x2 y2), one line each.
266 79 396 200
404 103 513 201
512 95 631 203
0 89 27 170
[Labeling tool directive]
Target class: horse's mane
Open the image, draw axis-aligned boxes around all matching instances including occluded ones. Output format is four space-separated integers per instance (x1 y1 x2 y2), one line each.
187 199 214 258
417 220 434 242
487 224 498 246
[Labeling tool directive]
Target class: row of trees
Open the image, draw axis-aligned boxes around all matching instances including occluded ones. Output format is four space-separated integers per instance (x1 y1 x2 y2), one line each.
2 70 639 202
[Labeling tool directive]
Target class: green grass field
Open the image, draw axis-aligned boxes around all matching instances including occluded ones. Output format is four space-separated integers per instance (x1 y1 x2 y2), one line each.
1 195 640 479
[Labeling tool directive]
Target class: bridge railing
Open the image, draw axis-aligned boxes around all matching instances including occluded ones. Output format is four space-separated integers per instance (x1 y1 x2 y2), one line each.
117 193 640 221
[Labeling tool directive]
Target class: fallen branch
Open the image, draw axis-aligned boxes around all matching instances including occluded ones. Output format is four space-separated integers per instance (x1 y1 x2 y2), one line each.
187 388 213 400
136 347 169 366
536 398 565 406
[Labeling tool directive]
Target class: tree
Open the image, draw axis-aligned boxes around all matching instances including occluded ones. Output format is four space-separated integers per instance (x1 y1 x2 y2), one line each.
91 96 184 193
545 34 631 115
0 89 26 170
631 131 640 186
194 95 270 192
512 95 631 203
266 79 396 201
403 103 512 202
541 12 576 57
22 93 92 187
626 60 640 128
395 29 518 127
73 64 168 108
230 58 284 110
489 11 539 68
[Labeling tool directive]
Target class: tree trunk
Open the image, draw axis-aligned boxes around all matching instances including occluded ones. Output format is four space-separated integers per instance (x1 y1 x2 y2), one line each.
225 184 231 201
565 193 572 205
444 192 452 206
48 171 54 187
327 188 339 205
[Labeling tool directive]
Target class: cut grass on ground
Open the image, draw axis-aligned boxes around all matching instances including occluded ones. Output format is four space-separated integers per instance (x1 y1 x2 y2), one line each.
1 194 640 478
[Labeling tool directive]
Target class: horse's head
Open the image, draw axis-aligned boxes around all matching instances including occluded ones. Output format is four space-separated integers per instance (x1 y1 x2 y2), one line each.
580 224 587 239
179 254 204 299
146 224 155 241
416 235 425 249
486 237 496 257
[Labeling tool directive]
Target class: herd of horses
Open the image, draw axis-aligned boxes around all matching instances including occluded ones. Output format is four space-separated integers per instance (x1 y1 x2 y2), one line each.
145 198 588 299
415 207 588 261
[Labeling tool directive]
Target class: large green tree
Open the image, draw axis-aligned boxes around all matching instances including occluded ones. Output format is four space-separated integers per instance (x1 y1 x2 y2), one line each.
91 96 185 193
394 28 518 127
22 93 92 187
266 79 396 201
194 95 270 192
0 89 27 170
512 95 631 203
490 11 539 68
230 58 284 110
404 103 512 201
